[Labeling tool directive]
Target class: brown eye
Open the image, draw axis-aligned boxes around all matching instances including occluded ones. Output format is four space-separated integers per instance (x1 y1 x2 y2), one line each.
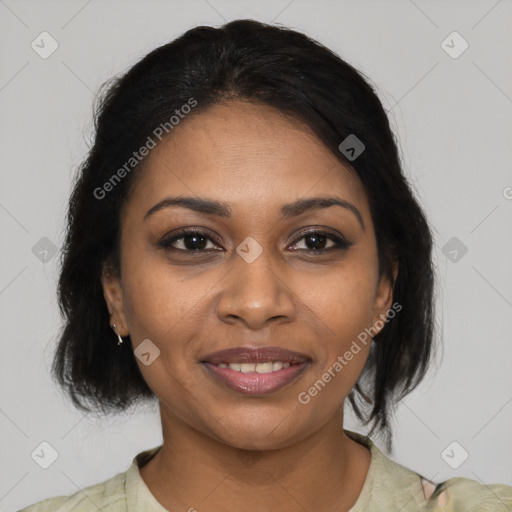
158 229 222 252
158 228 353 255
289 230 353 253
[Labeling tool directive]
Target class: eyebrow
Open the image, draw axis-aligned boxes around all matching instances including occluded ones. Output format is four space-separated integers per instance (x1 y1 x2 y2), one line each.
144 196 365 231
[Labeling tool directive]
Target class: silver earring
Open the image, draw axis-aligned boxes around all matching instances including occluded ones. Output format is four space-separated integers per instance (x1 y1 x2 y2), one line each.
112 323 124 346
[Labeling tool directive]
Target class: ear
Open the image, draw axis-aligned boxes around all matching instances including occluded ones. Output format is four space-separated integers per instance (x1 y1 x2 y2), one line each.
370 260 399 335
101 262 129 336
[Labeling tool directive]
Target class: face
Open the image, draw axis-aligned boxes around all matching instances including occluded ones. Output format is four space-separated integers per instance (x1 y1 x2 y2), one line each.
102 100 396 451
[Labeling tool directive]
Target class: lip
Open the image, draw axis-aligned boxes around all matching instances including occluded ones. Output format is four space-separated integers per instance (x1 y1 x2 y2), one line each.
201 360 310 395
201 346 311 365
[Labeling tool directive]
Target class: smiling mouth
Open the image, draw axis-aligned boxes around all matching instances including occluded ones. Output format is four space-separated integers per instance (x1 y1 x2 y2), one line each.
213 361 293 373
199 346 312 395
201 345 311 365
200 359 310 396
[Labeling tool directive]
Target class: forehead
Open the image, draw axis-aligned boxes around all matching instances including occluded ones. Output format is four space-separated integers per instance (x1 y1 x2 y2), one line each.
129 101 369 215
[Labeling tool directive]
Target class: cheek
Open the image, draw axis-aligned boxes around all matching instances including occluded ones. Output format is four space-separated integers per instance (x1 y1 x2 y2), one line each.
119 255 204 397
121 268 170 337
303 256 378 338
119 231 210 337
296 256 377 389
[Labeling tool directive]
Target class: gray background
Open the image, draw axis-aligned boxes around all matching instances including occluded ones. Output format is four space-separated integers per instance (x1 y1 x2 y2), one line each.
1 0 511 510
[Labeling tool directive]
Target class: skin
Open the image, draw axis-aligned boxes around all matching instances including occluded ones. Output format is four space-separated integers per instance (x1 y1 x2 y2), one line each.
102 100 398 512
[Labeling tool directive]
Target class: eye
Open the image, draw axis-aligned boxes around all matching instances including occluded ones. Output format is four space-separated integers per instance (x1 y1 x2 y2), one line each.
288 229 353 253
157 228 353 254
157 228 222 252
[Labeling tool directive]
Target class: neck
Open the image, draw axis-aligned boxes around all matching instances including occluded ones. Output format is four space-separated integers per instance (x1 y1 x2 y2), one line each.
139 403 371 512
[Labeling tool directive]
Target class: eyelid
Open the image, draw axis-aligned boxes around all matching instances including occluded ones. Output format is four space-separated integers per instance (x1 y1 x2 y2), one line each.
157 226 353 253
291 226 351 244
288 228 353 253
157 227 222 250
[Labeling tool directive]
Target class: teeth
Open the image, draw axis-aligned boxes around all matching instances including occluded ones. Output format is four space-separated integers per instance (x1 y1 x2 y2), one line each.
255 362 274 373
221 361 294 373
240 363 256 373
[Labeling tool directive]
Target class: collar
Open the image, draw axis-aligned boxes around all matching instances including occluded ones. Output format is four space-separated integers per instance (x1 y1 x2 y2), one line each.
124 429 425 511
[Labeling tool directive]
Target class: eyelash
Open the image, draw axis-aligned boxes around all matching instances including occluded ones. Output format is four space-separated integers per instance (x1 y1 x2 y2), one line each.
157 227 353 255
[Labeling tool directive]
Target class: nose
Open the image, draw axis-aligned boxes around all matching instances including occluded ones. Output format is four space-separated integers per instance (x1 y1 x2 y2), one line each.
216 248 296 330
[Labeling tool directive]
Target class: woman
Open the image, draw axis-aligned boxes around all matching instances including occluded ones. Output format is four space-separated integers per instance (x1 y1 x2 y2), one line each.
18 19 511 512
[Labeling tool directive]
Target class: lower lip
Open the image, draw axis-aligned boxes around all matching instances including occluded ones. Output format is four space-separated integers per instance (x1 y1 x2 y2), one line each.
201 362 310 395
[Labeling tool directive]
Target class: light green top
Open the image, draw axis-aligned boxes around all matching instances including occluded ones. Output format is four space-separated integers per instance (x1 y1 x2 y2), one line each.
17 430 512 511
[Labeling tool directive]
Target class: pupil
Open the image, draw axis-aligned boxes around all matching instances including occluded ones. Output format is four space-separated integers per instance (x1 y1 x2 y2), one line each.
306 234 326 250
184 234 207 250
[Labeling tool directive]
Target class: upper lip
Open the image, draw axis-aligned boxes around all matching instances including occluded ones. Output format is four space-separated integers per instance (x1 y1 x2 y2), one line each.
201 346 311 365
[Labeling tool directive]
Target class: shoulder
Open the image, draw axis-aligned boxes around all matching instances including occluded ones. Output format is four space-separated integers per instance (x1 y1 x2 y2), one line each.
373 441 512 511
16 468 127 512
16 495 68 512
422 475 512 511
344 430 512 511
16 446 163 512
382 448 512 511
